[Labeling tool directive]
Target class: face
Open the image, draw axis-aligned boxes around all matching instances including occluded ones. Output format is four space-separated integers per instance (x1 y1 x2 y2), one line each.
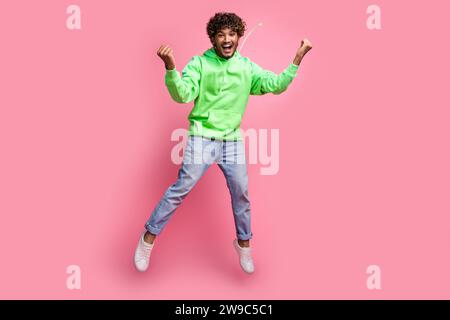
212 27 240 59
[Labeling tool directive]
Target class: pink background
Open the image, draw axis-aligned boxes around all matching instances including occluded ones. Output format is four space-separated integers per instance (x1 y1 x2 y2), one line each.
1 0 449 299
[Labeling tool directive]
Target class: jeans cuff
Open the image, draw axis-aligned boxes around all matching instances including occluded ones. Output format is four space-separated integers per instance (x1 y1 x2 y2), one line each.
237 232 253 241
145 223 162 235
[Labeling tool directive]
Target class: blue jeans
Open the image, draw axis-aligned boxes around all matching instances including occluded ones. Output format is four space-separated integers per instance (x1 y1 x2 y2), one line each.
145 135 253 240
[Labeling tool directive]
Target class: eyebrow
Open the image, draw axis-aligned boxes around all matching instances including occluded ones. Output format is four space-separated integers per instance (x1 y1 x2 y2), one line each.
217 31 236 35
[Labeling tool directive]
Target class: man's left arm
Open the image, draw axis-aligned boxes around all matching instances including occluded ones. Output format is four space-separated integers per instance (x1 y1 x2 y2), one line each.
250 38 313 95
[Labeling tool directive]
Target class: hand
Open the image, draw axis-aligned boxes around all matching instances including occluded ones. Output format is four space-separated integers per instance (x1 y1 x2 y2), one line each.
297 38 313 58
157 44 176 70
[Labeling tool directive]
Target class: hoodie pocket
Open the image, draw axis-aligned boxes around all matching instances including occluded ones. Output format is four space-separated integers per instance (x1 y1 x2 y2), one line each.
205 110 242 131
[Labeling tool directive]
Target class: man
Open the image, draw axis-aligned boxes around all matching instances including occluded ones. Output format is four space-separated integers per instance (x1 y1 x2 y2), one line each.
134 12 312 273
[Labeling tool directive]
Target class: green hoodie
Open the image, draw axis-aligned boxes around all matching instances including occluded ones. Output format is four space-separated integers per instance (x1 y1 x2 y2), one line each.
165 47 299 141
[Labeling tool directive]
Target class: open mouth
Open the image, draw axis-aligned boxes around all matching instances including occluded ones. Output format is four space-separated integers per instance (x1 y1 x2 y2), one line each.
221 44 233 54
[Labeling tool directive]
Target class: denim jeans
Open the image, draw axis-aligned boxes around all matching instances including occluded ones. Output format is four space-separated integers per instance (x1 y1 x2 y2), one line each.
145 135 253 240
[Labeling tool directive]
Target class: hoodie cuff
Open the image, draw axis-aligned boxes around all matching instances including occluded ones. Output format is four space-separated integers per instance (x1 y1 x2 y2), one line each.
165 69 179 83
286 63 300 78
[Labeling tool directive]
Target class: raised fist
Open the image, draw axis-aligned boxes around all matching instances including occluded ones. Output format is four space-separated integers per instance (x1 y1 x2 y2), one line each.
297 38 313 58
157 45 176 70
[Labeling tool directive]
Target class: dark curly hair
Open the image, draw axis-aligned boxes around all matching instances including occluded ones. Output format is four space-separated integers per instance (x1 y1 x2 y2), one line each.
206 12 246 44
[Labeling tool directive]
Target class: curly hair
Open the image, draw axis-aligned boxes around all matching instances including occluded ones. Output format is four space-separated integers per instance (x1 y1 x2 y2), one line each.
206 12 246 43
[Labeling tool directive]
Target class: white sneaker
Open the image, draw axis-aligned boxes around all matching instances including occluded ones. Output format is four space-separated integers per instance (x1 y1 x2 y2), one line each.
233 239 255 274
134 231 154 272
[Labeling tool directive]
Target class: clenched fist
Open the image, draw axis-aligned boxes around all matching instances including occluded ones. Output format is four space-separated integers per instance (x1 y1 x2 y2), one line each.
157 45 176 70
297 38 313 57
293 38 313 65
